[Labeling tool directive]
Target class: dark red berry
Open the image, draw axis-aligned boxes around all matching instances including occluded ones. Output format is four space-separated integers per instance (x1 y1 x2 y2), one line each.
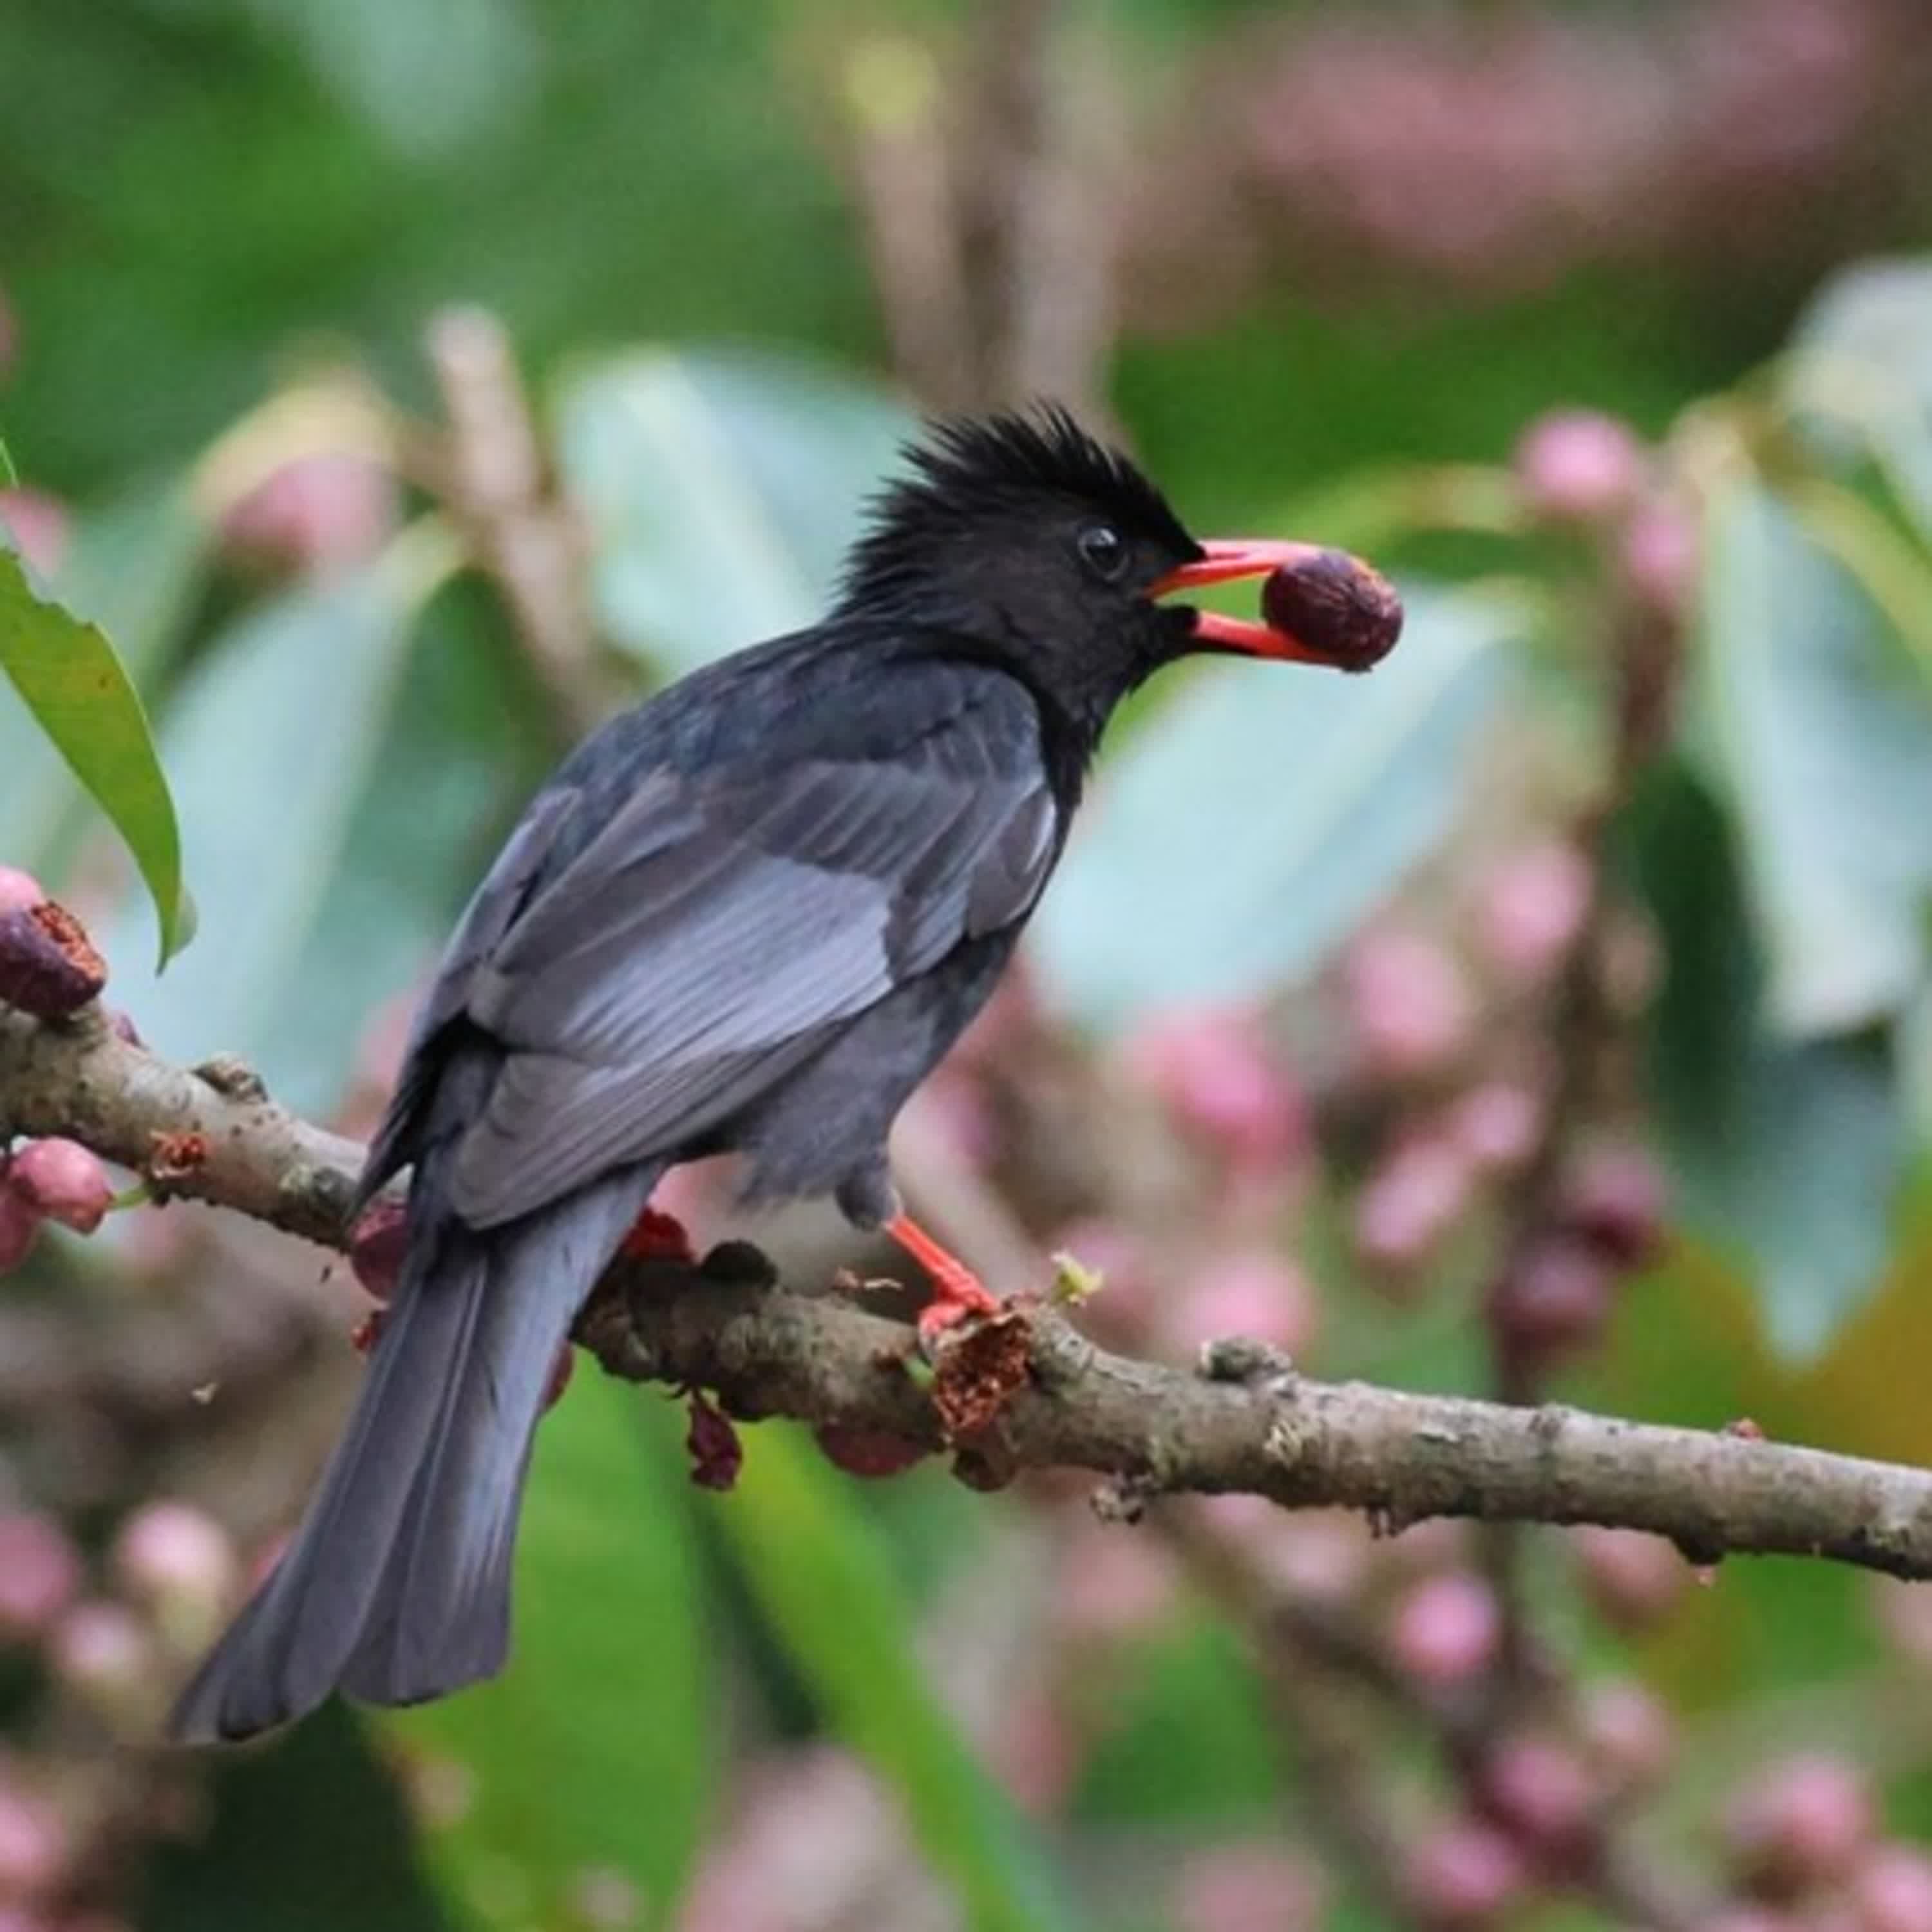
349 1197 410 1303
0 898 107 1017
685 1390 743 1491
1491 1237 1615 1361
814 1425 930 1479
1726 1754 1874 1897
1562 1142 1668 1268
1262 549 1403 672
1571 1525 1690 1631
1477 1735 1597 1871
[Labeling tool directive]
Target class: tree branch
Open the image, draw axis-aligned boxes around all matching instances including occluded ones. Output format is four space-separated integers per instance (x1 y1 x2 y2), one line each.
0 1004 362 1245
5 992 1931 1580
593 1278 1932 1577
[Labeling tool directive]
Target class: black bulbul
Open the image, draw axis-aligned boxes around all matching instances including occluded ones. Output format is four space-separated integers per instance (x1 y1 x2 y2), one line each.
171 407 1398 1741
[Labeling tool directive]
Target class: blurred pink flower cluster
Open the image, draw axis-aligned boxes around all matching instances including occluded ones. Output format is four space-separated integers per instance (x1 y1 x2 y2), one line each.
0 1498 243 1929
1128 0 1929 320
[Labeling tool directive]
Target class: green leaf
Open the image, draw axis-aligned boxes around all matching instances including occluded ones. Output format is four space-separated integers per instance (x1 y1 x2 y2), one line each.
0 529 191 964
0 482 209 871
0 427 15 486
261 582 558 1119
554 346 914 678
1904 982 1932 1146
711 1426 1083 1932
100 528 453 1099
144 1701 453 1932
1777 474 1932 681
1690 477 1932 1037
390 1387 714 1931
247 0 540 159
1072 1622 1282 1828
1030 581 1518 1028
59 482 211 669
1696 1034 1903 1360
1786 256 1932 536
1631 762 1906 1359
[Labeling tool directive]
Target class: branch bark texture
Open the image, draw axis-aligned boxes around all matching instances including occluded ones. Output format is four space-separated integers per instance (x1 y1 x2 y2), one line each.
6 997 1931 1581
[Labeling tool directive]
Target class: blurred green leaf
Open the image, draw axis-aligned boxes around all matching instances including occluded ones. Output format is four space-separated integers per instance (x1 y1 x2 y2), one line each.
1632 762 1906 1359
101 529 453 1093
712 1426 1083 1932
1691 477 1932 1037
0 533 191 964
145 1701 452 1932
554 347 913 677
1030 581 1519 1028
392 1387 713 1932
0 482 208 868
1904 983 1932 1145
1685 1033 1902 1361
245 0 540 159
0 428 14 486
265 582 556 1119
1778 474 1932 680
1787 256 1932 535
1072 1623 1282 1828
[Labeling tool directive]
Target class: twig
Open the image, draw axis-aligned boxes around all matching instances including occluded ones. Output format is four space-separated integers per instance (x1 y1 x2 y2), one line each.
853 0 1121 417
423 305 609 737
0 1005 362 1245
994 17 1121 419
841 39 978 412
1479 585 1685 1687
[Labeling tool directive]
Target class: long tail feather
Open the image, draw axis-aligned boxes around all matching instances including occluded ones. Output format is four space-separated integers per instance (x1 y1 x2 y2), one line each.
169 1160 658 1743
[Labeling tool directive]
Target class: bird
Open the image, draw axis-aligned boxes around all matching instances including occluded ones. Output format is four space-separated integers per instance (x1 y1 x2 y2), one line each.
169 406 1378 1743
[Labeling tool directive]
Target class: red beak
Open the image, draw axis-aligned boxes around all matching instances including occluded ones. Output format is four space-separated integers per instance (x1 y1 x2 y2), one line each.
1151 538 1335 664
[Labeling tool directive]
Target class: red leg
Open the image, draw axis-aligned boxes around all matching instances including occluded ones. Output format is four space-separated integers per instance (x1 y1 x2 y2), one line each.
884 1213 1002 1341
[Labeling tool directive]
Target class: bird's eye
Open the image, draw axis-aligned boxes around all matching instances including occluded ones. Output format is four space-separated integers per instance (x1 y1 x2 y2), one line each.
1075 522 1129 582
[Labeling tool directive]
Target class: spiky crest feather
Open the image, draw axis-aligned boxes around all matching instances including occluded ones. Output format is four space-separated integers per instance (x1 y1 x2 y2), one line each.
840 404 1198 608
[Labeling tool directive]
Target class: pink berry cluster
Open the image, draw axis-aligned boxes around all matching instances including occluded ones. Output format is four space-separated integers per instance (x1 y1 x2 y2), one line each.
0 1138 114 1275
1383 1539 1685 1926
0 871 118 1276
1710 1755 1932 1932
1338 854 1668 1365
1511 406 1701 633
0 1497 241 1928
1387 1522 1687 1923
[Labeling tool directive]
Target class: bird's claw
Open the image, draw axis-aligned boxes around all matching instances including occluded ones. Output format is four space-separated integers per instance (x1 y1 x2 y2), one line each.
915 1273 1005 1353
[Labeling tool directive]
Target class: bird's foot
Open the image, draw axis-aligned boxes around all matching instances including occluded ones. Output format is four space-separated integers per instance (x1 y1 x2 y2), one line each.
883 1213 1003 1346
917 1275 1003 1345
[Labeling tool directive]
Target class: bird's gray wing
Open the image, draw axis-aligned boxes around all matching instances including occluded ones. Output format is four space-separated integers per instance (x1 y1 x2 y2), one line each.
444 684 1058 1227
357 790 583 1210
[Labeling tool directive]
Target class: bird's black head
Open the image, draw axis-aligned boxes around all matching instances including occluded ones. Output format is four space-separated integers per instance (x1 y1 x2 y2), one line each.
838 407 1356 744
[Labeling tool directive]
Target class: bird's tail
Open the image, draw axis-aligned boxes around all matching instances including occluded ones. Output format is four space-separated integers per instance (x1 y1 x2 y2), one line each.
168 1153 659 1744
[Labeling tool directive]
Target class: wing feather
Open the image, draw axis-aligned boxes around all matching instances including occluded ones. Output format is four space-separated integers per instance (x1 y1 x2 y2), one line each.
437 669 1057 1227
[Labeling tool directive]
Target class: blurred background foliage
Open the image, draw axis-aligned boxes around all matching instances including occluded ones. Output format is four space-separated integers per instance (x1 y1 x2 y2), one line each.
5 1 1932 1929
